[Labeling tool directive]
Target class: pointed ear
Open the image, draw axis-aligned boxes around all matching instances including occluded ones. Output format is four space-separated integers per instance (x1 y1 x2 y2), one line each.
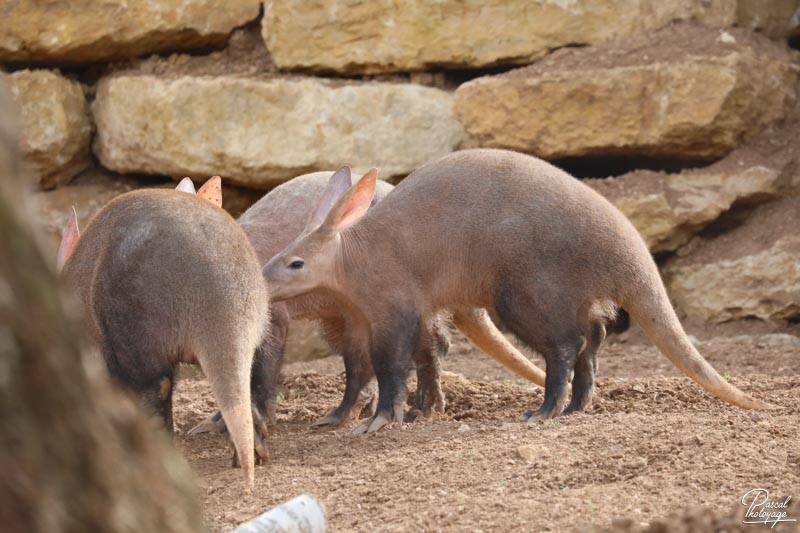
175 177 196 194
304 166 353 231
322 168 377 232
197 176 222 207
56 206 80 273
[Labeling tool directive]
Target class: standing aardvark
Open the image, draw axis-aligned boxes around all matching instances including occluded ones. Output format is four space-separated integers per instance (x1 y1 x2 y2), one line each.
59 179 269 490
263 149 770 434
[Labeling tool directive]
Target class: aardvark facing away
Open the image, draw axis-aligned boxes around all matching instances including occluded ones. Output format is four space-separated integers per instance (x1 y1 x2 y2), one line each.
58 178 269 489
263 149 769 434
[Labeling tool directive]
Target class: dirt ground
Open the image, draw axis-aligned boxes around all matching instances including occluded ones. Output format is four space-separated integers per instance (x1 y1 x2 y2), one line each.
172 323 800 532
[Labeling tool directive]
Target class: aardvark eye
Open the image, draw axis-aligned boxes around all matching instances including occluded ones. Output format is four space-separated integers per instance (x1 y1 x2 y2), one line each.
289 259 305 270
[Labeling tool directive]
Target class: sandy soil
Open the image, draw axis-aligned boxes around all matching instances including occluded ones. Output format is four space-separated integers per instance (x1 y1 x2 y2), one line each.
172 327 800 532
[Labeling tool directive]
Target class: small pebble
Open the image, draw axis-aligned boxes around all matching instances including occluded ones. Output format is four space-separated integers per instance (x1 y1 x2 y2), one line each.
457 423 470 433
627 457 648 469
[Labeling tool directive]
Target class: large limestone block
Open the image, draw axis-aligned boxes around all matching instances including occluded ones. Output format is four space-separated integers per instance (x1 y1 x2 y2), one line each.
589 165 790 253
589 94 800 253
664 197 800 323
261 0 736 74
454 25 798 161
5 70 91 189
0 0 261 63
92 75 463 188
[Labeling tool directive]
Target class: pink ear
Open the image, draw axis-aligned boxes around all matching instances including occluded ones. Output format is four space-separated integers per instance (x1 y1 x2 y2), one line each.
324 168 378 231
305 166 352 230
197 176 222 207
175 177 196 194
56 206 80 273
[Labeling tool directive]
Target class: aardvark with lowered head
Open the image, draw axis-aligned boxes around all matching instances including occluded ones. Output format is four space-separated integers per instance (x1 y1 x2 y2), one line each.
58 178 270 490
190 169 437 432
263 149 770 434
192 168 545 435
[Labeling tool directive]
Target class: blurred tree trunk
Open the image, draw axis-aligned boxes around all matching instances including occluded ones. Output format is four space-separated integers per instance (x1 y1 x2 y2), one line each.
0 86 207 533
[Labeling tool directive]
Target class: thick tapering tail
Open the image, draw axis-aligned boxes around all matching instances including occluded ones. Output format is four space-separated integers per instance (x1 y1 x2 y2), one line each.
624 277 770 410
220 401 256 491
452 308 546 387
199 347 256 491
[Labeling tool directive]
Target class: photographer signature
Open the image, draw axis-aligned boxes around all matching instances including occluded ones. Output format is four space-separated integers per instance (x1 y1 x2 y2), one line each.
741 489 796 528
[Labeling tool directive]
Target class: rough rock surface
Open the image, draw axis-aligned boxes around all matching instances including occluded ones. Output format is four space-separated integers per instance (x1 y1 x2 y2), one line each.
262 0 737 74
454 25 798 160
589 95 800 252
5 70 91 189
92 75 463 187
664 196 800 323
0 0 261 63
589 165 790 253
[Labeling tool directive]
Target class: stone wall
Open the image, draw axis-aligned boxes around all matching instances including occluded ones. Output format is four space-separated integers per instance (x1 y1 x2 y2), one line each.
2 0 799 350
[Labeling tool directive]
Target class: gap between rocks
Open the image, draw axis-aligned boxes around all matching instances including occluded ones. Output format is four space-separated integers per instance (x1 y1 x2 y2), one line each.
553 155 711 180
